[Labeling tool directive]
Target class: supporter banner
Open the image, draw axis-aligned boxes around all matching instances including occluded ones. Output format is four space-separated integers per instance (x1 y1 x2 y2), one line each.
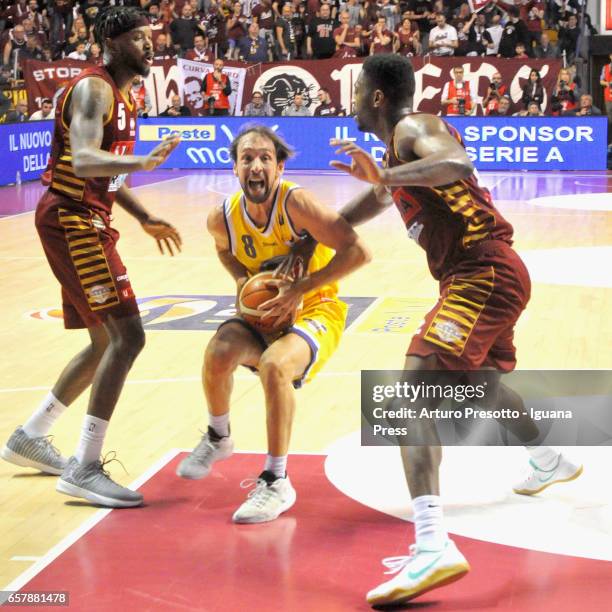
602 1 612 33
22 59 86 114
468 0 489 12
177 59 246 116
240 58 561 116
134 116 607 171
23 57 561 117
0 119 52 185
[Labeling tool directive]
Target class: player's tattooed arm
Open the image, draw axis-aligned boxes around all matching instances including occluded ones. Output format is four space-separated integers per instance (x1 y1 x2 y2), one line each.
69 77 179 178
207 204 249 293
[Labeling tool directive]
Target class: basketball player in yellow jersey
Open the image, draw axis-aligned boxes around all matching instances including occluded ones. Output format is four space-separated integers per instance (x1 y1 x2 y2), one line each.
177 125 370 523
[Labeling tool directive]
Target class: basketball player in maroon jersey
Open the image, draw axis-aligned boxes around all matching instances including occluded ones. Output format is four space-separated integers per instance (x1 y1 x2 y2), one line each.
1 6 181 508
330 54 583 606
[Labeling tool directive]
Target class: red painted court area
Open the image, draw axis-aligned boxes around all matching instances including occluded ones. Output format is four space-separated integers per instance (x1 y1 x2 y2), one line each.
12 454 612 611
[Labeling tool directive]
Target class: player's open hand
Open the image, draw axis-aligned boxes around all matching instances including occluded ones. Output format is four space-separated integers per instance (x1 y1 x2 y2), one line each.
141 216 182 256
329 139 385 185
259 278 303 322
142 134 181 171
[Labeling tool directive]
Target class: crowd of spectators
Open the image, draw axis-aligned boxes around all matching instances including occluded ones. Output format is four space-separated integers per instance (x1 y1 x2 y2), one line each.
0 0 599 121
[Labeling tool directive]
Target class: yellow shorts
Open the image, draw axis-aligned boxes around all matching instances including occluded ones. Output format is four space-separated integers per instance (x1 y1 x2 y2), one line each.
288 297 347 387
221 296 347 388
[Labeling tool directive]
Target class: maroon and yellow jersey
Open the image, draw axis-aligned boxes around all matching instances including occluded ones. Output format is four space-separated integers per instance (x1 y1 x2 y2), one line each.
384 120 514 280
44 66 138 217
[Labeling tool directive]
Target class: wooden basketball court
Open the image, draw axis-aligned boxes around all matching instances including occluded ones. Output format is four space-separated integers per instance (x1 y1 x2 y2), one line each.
1 169 611 607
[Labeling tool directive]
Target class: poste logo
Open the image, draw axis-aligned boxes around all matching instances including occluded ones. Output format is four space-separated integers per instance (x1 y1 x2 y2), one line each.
139 125 216 142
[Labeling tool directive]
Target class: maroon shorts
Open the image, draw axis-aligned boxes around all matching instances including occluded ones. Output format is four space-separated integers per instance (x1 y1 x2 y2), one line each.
35 191 139 329
408 241 531 372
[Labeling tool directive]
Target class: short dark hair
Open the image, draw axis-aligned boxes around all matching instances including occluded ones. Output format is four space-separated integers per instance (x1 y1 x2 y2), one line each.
361 54 415 105
230 125 294 163
94 6 149 46
42 98 52 105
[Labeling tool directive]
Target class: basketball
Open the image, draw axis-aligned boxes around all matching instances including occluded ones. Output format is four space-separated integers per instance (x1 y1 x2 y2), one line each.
238 271 296 333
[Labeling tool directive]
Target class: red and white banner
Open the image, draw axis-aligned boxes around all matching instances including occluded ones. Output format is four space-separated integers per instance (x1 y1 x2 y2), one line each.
468 0 489 12
24 57 561 117
177 58 247 116
23 59 86 113
602 0 612 33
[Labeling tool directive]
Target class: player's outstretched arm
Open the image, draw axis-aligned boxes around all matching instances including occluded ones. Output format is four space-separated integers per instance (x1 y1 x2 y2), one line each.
115 185 182 256
69 77 180 178
261 189 371 320
331 115 474 189
339 184 394 227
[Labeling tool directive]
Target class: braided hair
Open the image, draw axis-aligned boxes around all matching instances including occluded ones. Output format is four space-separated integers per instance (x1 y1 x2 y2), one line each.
94 6 149 47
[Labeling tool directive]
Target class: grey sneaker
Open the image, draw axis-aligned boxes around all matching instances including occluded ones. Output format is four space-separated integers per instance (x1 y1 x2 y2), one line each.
232 471 296 524
176 427 234 480
56 455 143 508
1 426 67 475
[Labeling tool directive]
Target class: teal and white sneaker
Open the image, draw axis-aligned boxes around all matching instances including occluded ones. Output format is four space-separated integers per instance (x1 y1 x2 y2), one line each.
366 540 470 607
56 456 143 508
513 455 583 496
1 426 67 475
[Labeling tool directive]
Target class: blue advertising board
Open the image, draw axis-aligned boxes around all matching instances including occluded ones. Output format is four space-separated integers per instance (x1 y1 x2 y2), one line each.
0 115 607 187
135 116 608 172
0 119 53 185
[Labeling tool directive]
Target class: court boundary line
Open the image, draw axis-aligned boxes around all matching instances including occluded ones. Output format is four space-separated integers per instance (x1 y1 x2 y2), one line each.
0 446 327 598
0 448 181 598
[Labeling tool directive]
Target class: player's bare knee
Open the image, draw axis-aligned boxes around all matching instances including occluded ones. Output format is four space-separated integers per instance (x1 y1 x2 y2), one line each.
205 336 241 375
110 320 145 358
258 352 292 388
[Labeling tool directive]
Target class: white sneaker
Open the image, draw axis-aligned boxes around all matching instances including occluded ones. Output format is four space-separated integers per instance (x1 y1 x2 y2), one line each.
176 427 234 480
232 471 296 524
366 540 470 607
513 454 583 496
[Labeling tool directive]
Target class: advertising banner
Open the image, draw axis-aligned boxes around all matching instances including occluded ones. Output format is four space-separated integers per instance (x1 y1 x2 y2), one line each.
134 116 608 172
0 120 52 185
0 114 605 187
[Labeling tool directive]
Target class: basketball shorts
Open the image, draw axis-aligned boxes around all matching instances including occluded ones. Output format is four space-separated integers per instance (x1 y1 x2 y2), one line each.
221 296 347 388
35 191 140 329
408 240 531 372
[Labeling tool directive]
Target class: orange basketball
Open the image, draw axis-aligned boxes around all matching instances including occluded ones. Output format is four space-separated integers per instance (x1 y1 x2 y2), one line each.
239 272 294 333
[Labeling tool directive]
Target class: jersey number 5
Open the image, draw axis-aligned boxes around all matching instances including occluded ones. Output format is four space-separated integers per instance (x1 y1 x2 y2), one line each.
117 103 126 131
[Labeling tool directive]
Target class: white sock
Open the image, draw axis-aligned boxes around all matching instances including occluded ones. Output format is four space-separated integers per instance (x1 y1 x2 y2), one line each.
264 454 287 479
209 412 230 438
74 415 109 465
526 445 560 470
412 495 448 551
22 392 68 438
